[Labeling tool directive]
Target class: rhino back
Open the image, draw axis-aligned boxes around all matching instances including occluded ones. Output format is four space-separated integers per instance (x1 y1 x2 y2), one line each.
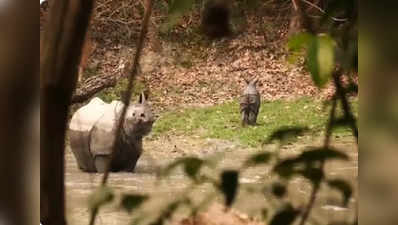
69 97 107 132
243 84 259 96
69 97 108 172
89 101 124 156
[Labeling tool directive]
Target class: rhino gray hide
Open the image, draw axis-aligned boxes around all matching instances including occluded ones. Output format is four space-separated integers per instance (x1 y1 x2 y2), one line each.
240 78 261 126
69 93 155 173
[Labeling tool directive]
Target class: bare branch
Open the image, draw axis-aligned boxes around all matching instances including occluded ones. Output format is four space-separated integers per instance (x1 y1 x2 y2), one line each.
299 0 348 22
298 93 337 225
88 0 155 224
71 74 118 104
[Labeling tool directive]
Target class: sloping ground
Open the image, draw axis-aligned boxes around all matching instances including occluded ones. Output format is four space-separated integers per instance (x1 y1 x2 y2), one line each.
140 38 331 110
41 0 349 111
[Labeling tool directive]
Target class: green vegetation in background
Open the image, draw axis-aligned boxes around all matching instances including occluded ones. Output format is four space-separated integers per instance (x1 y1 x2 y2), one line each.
95 78 146 103
152 97 358 147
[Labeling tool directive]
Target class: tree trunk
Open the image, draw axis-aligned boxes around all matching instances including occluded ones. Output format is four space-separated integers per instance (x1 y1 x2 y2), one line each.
40 0 95 224
0 2 39 225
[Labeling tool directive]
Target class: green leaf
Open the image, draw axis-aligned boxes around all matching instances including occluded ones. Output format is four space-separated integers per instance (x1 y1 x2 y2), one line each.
266 126 309 144
287 32 314 52
270 204 300 225
302 166 324 183
273 147 348 179
244 152 272 167
307 34 336 88
271 182 287 198
327 179 352 206
88 186 114 211
287 53 303 64
131 216 146 225
332 116 355 130
273 158 300 179
190 192 217 217
299 147 349 162
261 208 269 220
183 158 204 179
220 170 239 207
159 157 206 181
344 82 358 95
152 198 191 225
121 194 149 213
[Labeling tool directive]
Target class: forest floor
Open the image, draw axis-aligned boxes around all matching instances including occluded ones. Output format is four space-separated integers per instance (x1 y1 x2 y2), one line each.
41 0 357 113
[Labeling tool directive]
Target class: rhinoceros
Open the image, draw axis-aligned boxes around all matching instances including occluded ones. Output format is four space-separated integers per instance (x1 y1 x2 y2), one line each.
68 93 155 172
240 78 261 126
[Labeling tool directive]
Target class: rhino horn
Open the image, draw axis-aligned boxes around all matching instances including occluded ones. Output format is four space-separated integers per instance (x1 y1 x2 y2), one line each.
138 92 147 104
252 77 259 85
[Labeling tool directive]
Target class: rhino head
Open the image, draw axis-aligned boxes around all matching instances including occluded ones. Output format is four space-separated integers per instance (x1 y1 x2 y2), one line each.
243 77 259 95
123 92 155 139
240 77 261 126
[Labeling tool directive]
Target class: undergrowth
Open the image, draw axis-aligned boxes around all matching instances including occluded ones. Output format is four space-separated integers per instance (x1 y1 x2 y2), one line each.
95 78 146 103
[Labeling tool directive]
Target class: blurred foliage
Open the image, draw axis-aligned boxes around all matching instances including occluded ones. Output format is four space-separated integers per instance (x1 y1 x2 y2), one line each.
269 203 300 225
265 126 310 144
327 179 352 206
88 186 114 212
288 33 337 88
121 194 149 213
219 170 239 208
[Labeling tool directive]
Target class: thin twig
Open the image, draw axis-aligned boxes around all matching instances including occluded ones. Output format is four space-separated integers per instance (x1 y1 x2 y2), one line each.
299 68 358 225
106 18 138 25
332 71 358 143
323 96 338 147
297 0 348 22
88 0 154 225
300 0 325 14
298 94 337 225
291 0 298 11
102 0 153 185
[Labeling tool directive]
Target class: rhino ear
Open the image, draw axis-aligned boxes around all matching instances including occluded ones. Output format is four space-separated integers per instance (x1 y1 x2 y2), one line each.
138 92 146 104
252 77 259 85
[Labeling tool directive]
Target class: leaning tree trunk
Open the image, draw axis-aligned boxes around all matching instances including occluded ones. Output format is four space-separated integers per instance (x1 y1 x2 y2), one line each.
72 74 118 103
40 0 95 224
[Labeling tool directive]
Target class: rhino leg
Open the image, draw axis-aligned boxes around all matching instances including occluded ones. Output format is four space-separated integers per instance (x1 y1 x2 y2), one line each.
248 112 257 125
69 131 97 172
94 155 110 173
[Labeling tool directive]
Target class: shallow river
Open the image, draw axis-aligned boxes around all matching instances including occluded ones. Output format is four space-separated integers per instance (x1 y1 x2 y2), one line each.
65 136 357 225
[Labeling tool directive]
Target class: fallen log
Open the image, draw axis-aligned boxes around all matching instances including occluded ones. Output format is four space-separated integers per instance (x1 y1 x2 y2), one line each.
71 74 118 104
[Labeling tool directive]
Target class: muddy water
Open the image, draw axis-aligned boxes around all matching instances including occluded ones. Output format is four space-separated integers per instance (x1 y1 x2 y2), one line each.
65 136 357 225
